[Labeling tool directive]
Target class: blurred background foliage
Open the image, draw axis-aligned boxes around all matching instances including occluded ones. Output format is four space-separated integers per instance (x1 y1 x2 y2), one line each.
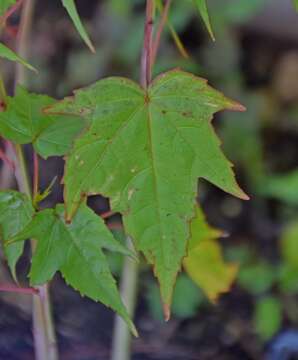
2 0 298 359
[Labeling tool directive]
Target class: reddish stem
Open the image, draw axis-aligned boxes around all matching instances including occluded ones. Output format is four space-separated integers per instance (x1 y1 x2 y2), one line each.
152 0 172 66
101 210 116 219
1 0 24 24
0 284 39 295
33 151 39 197
141 0 154 88
0 145 15 171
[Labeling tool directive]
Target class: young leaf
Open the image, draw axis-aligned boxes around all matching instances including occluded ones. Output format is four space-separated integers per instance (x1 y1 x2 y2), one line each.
183 206 238 302
0 43 37 72
0 0 16 17
193 0 215 41
61 0 95 53
0 191 34 281
8 203 136 335
48 69 247 313
0 86 87 159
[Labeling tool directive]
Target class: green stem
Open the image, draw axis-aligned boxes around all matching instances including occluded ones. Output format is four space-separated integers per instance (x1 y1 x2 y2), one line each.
111 238 139 360
14 1 58 359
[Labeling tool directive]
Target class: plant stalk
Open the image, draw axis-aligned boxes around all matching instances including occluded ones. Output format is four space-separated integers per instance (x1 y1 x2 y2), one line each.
111 238 139 360
14 1 58 359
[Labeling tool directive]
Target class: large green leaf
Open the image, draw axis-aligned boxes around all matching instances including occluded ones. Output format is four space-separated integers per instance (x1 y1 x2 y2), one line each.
0 191 34 280
61 0 95 53
193 0 215 40
8 203 136 335
183 206 238 302
48 69 247 311
0 86 87 159
0 0 16 17
0 43 37 72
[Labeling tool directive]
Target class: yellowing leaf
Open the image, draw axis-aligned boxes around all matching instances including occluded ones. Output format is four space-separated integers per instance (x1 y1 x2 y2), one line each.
61 0 95 53
48 69 247 313
8 203 137 335
184 207 238 302
0 43 37 72
193 0 215 41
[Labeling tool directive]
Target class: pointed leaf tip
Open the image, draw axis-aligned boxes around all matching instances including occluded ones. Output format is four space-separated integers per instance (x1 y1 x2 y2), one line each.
163 303 171 322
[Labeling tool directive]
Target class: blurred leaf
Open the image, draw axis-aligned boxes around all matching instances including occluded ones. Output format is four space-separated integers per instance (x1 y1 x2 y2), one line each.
238 263 276 295
0 0 15 17
147 274 204 321
0 191 34 281
193 0 215 40
61 0 95 53
261 170 298 205
254 296 282 341
184 206 238 302
280 222 298 267
293 0 298 12
225 245 254 266
278 263 298 294
0 43 37 72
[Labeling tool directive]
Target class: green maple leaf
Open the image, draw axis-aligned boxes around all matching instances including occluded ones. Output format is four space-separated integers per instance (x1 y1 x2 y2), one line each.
0 0 15 17
183 206 238 302
0 86 87 159
48 69 248 314
0 191 34 281
8 203 137 335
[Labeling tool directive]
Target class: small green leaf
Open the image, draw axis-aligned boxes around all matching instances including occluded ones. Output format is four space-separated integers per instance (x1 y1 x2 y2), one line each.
193 0 215 41
254 296 282 341
8 203 136 335
0 0 16 17
61 0 95 53
48 69 247 315
0 43 37 72
0 191 34 281
0 86 87 158
184 206 238 302
293 0 298 12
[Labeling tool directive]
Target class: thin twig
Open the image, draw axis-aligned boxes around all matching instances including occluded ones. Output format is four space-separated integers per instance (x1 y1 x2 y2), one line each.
152 0 172 67
100 210 116 219
0 284 39 295
33 151 39 198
